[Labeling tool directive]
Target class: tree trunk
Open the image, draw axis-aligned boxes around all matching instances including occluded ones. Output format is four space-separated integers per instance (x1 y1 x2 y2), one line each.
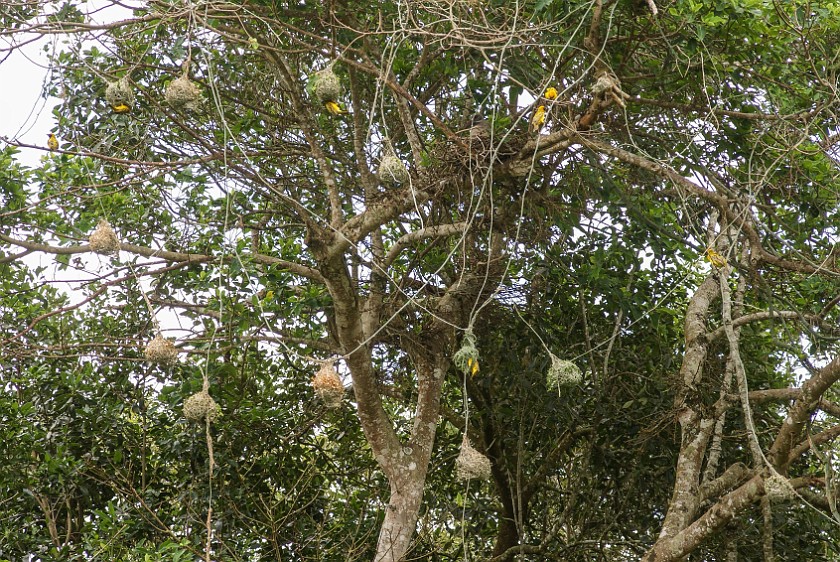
373 355 447 561
491 517 520 559
375 476 427 562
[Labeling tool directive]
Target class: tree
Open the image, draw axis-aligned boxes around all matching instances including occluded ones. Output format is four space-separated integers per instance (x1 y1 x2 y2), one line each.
2 0 840 560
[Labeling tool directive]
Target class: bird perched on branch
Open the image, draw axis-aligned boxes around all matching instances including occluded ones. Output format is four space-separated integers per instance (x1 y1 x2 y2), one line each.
530 105 546 133
111 103 131 114
544 87 558 100
47 133 58 151
705 248 727 269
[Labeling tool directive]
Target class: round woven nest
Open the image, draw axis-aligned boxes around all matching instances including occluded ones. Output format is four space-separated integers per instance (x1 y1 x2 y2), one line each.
89 219 120 255
165 75 201 111
105 77 135 108
455 436 492 481
312 363 344 409
764 473 794 502
183 389 220 422
379 152 409 186
546 355 582 389
308 66 341 103
144 334 178 366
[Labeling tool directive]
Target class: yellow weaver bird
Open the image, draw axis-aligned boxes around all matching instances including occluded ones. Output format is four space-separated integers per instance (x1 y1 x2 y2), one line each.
47 133 59 151
467 357 479 377
530 105 546 133
324 101 347 115
544 87 558 100
111 103 131 114
705 248 727 269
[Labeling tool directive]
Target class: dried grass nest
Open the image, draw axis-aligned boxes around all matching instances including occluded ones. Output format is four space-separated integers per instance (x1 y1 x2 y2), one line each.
307 66 341 104
379 149 409 186
105 77 135 109
546 355 582 390
591 71 629 108
183 389 221 422
312 362 344 409
455 435 492 481
764 472 795 502
144 334 178 366
89 218 120 255
165 74 201 111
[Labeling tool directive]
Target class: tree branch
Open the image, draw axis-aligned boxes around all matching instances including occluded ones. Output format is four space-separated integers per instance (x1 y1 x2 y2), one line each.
383 222 467 267
643 475 764 562
0 234 324 282
769 355 840 470
787 424 840 463
746 388 840 419
706 310 818 341
698 462 751 502
329 186 432 259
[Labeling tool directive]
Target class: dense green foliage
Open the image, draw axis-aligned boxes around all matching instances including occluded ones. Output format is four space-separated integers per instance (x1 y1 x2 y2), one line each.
2 0 840 560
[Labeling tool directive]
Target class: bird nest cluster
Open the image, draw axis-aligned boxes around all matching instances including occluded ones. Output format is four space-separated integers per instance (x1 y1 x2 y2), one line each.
546 355 582 390
312 362 344 409
105 77 134 109
307 65 341 104
183 389 221 423
378 148 409 186
89 218 120 255
455 436 492 481
165 74 201 111
764 472 795 502
452 330 480 377
144 334 178 365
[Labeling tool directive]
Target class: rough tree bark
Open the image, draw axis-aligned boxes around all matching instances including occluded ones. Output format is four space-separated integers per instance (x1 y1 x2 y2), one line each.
313 216 491 561
654 276 720 543
640 232 840 561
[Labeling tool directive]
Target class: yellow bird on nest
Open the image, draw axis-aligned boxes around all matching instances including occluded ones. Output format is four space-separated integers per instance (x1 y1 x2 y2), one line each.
544 87 558 100
467 357 479 377
111 103 131 114
324 101 347 115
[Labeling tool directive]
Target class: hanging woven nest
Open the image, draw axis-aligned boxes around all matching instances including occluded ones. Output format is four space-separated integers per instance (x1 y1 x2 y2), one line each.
452 330 480 377
312 362 344 409
144 334 178 366
183 389 221 423
764 472 794 502
88 218 120 255
307 65 342 104
105 76 135 109
378 148 409 186
546 354 582 390
165 74 202 111
455 435 492 481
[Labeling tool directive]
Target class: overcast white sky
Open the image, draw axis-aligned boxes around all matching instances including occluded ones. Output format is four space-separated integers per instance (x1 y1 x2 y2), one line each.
0 3 192 339
0 1 136 164
0 40 57 166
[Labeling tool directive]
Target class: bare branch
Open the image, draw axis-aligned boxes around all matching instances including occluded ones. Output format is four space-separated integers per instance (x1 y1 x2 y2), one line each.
769 355 840 470
788 424 840 463
383 222 467 267
698 462 751 503
707 311 819 341
643 476 765 562
0 234 324 282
